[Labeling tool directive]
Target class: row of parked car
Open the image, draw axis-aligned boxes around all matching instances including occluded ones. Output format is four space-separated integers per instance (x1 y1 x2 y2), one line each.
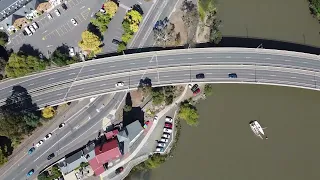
156 116 174 152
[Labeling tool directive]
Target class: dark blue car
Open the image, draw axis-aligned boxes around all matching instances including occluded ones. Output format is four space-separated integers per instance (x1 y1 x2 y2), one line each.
28 147 35 155
228 73 238 78
27 169 34 177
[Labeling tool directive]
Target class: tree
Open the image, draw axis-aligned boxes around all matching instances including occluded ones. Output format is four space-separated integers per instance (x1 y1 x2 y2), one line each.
151 87 165 105
145 154 167 169
42 106 56 119
181 0 199 43
308 0 320 19
123 104 132 112
117 42 127 52
164 86 175 105
122 20 132 33
153 23 176 47
5 53 46 78
104 1 118 17
0 148 8 167
78 31 102 55
204 84 213 96
0 31 8 46
121 32 133 43
125 10 143 24
90 12 112 33
24 112 40 127
51 47 78 66
178 101 199 126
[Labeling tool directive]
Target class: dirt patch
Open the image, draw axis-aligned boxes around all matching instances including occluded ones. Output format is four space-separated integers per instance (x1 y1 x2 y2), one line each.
130 90 144 107
170 10 188 45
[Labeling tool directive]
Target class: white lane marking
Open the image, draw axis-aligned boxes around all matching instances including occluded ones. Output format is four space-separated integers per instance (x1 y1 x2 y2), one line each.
168 59 173 60
207 73 212 74
270 75 276 76
100 84 106 86
130 62 135 65
285 59 291 62
163 76 169 78
187 58 192 60
48 78 54 80
265 57 271 59
245 57 251 59
250 73 255 75
225 56 231 58
110 65 115 68
303 62 308 64
291 77 296 78
33 131 71 162
77 88 84 91
89 69 95 71
28 83 34 86
35 98 42 102
184 74 189 76
0 152 27 178
57 93 62 96
206 57 212 58
69 73 76 75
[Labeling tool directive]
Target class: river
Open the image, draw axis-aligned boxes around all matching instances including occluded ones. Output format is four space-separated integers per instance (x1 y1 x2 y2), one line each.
147 84 320 180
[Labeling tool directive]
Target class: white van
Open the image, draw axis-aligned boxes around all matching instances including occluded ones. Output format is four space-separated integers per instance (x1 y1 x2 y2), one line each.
24 27 32 36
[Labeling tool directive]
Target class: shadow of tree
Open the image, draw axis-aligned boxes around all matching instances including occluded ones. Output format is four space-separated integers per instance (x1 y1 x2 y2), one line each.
18 44 42 57
123 107 144 127
0 136 13 156
55 44 70 55
125 92 132 107
87 23 104 41
132 4 144 15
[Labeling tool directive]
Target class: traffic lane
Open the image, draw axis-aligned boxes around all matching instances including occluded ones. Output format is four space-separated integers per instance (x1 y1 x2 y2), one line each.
31 87 69 107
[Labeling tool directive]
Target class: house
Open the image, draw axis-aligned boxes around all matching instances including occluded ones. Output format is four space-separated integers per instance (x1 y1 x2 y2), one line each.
89 138 122 176
117 120 144 154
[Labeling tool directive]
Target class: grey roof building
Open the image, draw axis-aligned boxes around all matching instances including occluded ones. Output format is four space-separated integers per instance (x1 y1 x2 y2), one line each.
59 150 87 175
117 120 143 154
83 142 96 161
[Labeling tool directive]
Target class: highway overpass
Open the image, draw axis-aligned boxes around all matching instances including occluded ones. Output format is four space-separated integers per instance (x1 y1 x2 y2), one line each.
0 47 319 108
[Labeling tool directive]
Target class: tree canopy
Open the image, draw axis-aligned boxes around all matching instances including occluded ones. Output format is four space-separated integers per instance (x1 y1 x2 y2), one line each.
104 1 118 17
309 0 320 19
42 106 56 119
51 46 78 66
204 84 213 96
151 87 165 105
78 31 102 55
91 12 112 33
178 101 199 126
0 31 8 46
0 148 8 167
5 53 46 78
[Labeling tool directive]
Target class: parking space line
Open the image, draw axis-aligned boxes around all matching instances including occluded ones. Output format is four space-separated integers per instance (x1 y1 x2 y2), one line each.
75 15 84 23
68 0 76 6
62 25 69 32
55 29 62 37
65 22 73 30
63 24 72 31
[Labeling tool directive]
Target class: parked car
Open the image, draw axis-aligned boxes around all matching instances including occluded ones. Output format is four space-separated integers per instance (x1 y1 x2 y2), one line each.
193 88 201 95
162 133 171 139
47 13 53 19
59 123 65 129
44 133 52 141
196 73 205 79
164 123 172 129
28 147 35 155
190 84 200 95
69 47 75 57
28 25 36 33
112 39 121 45
157 142 166 147
99 8 106 13
153 115 158 121
35 140 44 147
27 169 34 177
165 116 173 123
228 73 238 78
47 153 55 160
188 84 193 89
115 81 124 87
71 18 78 26
32 22 39 29
24 27 32 36
156 147 164 152
61 3 68 10
163 128 173 134
160 138 169 143
115 167 124 174
54 9 61 16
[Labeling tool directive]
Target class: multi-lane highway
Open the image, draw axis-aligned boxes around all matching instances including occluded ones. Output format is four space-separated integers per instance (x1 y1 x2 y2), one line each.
0 48 319 107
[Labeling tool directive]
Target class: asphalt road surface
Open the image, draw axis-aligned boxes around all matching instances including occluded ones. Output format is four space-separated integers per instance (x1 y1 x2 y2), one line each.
0 92 126 180
0 48 319 108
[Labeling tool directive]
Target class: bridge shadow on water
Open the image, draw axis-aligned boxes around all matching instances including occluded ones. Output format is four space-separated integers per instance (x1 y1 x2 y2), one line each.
94 36 320 60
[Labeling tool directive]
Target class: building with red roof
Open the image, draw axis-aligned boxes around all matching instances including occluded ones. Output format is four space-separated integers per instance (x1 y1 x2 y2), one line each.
89 138 122 176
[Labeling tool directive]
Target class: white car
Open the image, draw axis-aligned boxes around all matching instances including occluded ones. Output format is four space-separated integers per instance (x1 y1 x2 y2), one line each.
157 143 166 147
71 18 78 26
188 84 193 88
153 115 158 121
29 26 36 33
47 13 53 19
163 128 173 134
44 133 52 141
54 9 60 16
162 133 171 138
165 116 173 123
156 148 164 152
69 47 75 57
35 140 44 147
58 123 65 129
32 22 39 29
115 82 124 87
160 138 169 143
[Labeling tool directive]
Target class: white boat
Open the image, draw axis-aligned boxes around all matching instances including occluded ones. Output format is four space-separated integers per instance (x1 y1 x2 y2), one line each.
249 120 267 139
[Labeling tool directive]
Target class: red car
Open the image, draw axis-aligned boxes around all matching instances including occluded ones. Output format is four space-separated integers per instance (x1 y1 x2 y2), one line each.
164 122 172 129
193 88 200 95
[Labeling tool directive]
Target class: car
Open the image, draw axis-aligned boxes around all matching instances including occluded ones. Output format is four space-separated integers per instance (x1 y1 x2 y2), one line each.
54 9 61 16
160 138 169 143
165 116 173 123
35 140 44 147
28 25 36 32
190 84 199 92
28 147 35 155
193 88 201 95
188 84 193 89
196 73 205 79
99 8 106 13
112 39 121 45
47 153 55 160
32 22 39 29
115 167 124 174
163 128 173 134
164 123 172 129
69 47 75 57
153 115 158 121
61 3 68 10
157 142 166 147
44 133 52 141
162 133 171 139
156 147 164 152
24 27 32 36
228 73 238 78
59 123 65 129
71 18 78 26
115 81 124 87
47 13 53 19
27 169 34 177
39 53 44 59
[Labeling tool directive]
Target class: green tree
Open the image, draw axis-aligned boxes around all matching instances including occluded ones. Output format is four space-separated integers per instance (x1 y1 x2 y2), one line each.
122 20 132 33
204 84 213 96
309 0 320 19
123 104 132 112
117 42 127 52
125 10 143 24
104 1 118 17
121 32 133 43
0 31 8 46
0 148 8 167
145 154 167 169
78 31 102 55
51 47 78 66
178 101 199 126
24 112 40 127
91 12 112 33
151 87 165 105
5 53 46 78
